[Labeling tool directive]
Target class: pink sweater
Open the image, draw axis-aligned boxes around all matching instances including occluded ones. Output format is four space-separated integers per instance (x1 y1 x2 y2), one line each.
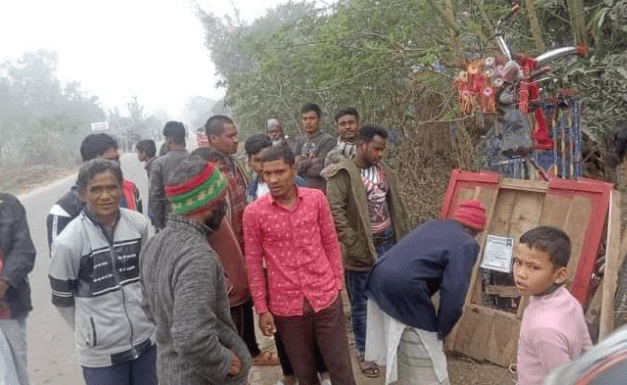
517 286 591 385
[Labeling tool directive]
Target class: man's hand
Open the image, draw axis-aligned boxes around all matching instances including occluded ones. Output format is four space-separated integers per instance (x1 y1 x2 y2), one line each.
259 312 276 336
228 351 242 376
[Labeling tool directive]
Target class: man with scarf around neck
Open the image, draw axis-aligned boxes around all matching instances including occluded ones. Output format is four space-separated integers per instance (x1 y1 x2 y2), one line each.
513 226 591 385
140 157 251 384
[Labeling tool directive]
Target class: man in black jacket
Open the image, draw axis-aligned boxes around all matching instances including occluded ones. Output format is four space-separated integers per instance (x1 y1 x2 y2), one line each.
0 192 36 384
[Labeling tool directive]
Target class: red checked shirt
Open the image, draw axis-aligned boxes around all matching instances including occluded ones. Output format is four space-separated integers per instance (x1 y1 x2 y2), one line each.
243 186 344 316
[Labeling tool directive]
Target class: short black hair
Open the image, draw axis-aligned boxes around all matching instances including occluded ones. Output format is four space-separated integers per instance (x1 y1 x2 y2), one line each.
245 134 273 156
190 147 225 164
300 103 321 118
80 133 118 162
335 108 359 123
163 121 186 144
355 124 389 143
135 139 156 158
261 145 295 166
77 159 123 192
205 115 234 137
519 226 571 268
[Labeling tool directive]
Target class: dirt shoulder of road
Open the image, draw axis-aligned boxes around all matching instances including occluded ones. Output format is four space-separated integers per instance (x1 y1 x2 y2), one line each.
0 164 78 196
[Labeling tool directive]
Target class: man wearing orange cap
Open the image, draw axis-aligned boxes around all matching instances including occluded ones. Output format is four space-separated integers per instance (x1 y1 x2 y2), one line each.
364 199 487 385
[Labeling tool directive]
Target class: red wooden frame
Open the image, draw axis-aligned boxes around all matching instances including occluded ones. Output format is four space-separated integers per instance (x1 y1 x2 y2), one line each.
440 169 614 305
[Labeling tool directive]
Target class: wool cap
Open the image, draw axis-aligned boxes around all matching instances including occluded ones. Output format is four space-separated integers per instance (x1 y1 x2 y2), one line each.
453 199 487 231
165 161 228 215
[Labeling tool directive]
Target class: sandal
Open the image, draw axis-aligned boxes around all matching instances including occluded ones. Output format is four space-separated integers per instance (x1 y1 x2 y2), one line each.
358 355 381 378
253 351 279 366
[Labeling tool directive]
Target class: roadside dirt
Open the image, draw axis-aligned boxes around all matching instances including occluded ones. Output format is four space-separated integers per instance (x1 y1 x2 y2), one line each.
0 164 77 195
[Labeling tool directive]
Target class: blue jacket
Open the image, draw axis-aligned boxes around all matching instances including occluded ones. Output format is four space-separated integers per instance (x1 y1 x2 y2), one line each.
0 193 36 319
365 219 479 339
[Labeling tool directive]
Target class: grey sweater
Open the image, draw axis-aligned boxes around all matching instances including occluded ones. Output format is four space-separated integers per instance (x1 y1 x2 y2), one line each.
140 214 251 384
149 148 189 229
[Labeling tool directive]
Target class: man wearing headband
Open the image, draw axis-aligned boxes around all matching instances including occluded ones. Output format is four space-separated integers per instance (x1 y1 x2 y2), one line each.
140 157 251 384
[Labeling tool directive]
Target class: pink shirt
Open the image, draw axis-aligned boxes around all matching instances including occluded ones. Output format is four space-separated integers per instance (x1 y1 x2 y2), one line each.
517 286 592 385
243 186 344 316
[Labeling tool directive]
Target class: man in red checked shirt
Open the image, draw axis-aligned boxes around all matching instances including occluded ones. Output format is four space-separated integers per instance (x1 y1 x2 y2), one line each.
243 145 356 385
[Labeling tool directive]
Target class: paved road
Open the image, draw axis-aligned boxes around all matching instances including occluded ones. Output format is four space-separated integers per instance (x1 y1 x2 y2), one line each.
20 153 379 385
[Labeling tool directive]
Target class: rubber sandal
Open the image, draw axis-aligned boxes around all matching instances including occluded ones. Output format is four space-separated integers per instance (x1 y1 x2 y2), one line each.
253 351 279 366
358 356 380 378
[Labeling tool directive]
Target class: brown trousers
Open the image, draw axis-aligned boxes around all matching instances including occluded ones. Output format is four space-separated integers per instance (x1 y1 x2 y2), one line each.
274 297 356 385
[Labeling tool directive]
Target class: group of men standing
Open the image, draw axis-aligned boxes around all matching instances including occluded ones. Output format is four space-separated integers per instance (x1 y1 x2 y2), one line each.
0 101 487 385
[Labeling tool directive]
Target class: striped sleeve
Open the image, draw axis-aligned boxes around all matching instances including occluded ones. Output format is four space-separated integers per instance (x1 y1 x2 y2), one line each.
49 239 79 307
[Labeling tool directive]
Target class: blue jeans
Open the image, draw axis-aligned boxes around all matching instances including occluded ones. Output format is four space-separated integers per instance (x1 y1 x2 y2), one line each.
82 343 157 385
348 228 395 354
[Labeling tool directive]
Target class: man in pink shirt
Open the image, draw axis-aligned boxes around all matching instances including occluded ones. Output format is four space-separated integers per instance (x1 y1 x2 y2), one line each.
514 226 592 385
244 145 356 385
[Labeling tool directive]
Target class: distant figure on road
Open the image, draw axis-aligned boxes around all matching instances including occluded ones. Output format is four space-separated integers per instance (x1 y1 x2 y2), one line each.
196 127 209 148
135 139 157 178
149 121 189 230
49 159 156 385
0 192 37 385
293 103 336 191
140 157 251 384
46 133 142 251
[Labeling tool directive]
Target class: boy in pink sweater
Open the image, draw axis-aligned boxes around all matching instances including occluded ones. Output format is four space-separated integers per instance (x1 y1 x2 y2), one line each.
514 226 591 385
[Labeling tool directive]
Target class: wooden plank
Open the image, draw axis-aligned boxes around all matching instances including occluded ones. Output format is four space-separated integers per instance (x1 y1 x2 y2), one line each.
507 191 545 240
584 280 603 343
500 178 549 193
485 311 521 367
538 194 572 228
467 187 500 305
486 190 517 236
452 306 494 361
600 190 621 339
562 196 592 287
484 284 521 298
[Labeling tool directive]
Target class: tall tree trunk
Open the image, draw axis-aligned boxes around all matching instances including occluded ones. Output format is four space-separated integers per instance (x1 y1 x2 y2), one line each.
525 0 545 53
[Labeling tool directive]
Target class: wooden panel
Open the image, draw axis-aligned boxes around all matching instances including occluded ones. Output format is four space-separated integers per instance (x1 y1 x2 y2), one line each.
507 191 544 240
485 311 521 367
486 190 517 236
453 307 494 361
600 190 621 339
500 179 549 192
456 187 475 203
468 187 501 305
563 196 592 286
538 194 572 228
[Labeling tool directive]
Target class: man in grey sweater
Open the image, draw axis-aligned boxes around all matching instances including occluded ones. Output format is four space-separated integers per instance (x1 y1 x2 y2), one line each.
140 157 251 384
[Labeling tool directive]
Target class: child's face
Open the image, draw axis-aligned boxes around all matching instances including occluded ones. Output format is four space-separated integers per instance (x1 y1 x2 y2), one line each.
513 244 567 296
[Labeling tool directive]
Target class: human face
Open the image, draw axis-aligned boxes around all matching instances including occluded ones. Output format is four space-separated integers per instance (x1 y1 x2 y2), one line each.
513 244 566 296
80 169 122 224
209 123 239 155
100 147 120 163
267 122 283 141
337 114 359 142
262 159 296 200
136 150 147 162
248 147 270 176
358 135 387 167
301 111 320 136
